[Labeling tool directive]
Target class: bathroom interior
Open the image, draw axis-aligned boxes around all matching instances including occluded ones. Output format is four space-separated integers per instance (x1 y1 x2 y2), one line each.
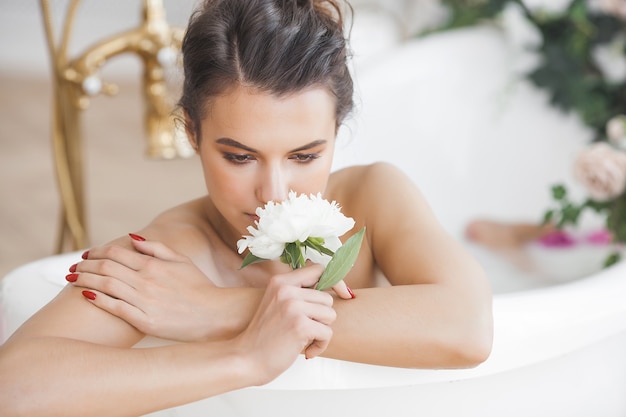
1 0 626 416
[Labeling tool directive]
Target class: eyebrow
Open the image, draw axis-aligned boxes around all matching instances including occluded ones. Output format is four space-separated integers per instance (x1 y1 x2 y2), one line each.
215 137 327 153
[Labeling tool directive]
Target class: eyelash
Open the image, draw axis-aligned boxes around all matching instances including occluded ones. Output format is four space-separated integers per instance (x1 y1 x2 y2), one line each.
222 152 320 165
289 153 320 163
223 153 254 164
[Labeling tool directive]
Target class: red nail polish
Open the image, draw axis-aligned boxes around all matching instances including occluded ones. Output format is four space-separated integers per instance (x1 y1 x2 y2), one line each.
66 273 79 283
347 286 355 299
129 233 146 241
69 263 77 273
81 250 90 260
82 290 97 300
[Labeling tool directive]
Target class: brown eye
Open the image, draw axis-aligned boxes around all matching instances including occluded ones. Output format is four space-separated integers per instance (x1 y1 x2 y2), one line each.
290 153 320 163
224 153 255 164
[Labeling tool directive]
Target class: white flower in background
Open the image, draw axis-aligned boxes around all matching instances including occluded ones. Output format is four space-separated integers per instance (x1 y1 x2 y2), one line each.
607 115 626 149
523 0 573 15
591 34 626 84
574 142 626 201
501 2 543 74
237 192 355 266
237 192 365 291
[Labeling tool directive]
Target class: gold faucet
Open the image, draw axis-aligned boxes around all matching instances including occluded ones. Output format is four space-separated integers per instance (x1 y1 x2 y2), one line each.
39 0 189 253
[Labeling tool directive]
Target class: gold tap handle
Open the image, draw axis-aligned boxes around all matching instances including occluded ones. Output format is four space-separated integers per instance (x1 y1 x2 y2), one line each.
40 0 187 252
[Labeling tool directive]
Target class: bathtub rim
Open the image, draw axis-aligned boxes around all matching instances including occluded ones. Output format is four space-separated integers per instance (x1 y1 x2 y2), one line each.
2 250 626 391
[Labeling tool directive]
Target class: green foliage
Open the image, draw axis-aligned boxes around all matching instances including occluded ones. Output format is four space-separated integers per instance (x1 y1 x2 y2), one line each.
439 0 626 266
542 183 622 264
439 0 511 30
439 0 626 141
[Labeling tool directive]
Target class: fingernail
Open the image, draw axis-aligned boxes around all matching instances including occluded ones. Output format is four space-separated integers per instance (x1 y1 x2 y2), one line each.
347 286 355 299
69 263 77 273
129 233 146 241
81 250 90 260
66 273 79 283
82 290 97 300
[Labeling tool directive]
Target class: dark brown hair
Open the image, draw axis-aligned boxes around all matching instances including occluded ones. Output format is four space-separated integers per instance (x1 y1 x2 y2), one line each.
179 0 354 140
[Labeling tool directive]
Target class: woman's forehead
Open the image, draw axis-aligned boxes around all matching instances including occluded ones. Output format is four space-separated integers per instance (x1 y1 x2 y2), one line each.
201 85 337 142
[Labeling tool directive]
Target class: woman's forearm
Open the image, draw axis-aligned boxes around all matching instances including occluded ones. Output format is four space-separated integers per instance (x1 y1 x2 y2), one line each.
221 284 492 369
325 284 493 368
0 337 251 417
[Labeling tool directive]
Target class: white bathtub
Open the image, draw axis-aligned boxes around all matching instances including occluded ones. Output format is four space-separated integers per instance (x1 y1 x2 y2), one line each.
3 26 626 416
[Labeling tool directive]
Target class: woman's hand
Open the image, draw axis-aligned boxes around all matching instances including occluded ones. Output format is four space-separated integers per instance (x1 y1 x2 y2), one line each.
68 237 222 342
235 266 336 385
68 234 352 344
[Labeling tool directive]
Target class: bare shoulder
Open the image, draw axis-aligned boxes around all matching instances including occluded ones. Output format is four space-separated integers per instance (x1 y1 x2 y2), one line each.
138 197 214 258
329 162 413 192
328 162 420 216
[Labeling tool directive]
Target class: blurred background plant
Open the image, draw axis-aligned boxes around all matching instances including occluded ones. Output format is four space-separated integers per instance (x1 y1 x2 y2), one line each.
432 0 626 265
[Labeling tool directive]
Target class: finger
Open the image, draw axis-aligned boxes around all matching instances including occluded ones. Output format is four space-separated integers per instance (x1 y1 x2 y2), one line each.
83 244 150 272
330 279 355 300
303 323 333 359
301 300 337 326
73 259 137 288
130 239 188 262
70 270 139 303
272 263 325 289
79 288 148 331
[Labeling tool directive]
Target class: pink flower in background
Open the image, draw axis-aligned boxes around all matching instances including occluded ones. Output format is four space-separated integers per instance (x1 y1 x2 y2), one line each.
573 143 626 201
538 229 613 248
591 0 626 20
538 230 576 247
585 229 613 245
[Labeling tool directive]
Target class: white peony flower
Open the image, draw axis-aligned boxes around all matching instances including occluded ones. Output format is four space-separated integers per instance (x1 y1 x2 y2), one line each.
237 191 355 265
237 191 366 291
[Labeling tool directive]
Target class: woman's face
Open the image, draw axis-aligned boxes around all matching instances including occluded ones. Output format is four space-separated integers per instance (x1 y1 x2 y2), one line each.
195 84 337 238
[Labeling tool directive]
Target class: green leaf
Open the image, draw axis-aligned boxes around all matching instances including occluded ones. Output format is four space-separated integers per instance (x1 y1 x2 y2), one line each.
315 227 365 291
304 237 335 257
551 184 567 201
603 252 621 268
281 242 306 269
240 252 267 269
542 210 554 225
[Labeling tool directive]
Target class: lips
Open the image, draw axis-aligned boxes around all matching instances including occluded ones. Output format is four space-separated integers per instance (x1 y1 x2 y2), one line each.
246 213 260 222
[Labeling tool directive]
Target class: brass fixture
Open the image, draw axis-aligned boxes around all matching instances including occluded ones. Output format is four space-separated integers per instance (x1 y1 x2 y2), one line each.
39 0 191 253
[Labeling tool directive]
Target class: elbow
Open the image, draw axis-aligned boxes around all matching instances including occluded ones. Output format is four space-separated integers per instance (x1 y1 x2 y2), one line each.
450 309 494 368
455 328 493 368
453 268 494 367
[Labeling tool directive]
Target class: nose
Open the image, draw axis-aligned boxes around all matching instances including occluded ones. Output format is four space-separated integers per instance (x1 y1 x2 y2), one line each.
256 162 289 204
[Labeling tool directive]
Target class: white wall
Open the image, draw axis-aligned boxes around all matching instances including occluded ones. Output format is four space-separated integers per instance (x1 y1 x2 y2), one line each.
0 0 197 77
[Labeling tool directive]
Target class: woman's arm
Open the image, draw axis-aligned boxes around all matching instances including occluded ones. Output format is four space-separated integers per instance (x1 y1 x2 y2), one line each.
0 268 336 416
323 163 493 367
65 164 493 368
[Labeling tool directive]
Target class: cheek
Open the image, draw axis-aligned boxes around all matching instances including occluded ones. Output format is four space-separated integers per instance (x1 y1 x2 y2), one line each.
201 154 239 195
292 163 333 195
205 164 243 196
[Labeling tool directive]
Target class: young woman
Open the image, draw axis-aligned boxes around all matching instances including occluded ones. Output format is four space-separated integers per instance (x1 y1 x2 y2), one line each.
0 0 493 415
